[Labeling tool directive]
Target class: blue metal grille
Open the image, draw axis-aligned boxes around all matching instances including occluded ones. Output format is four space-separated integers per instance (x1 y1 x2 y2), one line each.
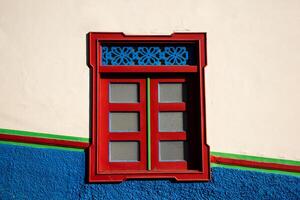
101 44 196 66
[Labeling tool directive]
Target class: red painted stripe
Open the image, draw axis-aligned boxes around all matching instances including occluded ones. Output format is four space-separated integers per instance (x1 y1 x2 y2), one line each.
211 156 300 173
1 132 299 174
0 133 89 149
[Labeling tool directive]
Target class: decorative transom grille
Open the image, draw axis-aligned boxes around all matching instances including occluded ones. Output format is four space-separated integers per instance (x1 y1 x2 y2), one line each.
101 45 196 66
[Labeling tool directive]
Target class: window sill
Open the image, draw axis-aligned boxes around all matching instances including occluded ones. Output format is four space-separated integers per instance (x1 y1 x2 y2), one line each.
89 169 210 183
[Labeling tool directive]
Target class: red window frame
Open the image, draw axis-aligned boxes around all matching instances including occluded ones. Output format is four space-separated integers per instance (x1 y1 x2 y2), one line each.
98 78 147 171
150 77 190 171
88 32 210 182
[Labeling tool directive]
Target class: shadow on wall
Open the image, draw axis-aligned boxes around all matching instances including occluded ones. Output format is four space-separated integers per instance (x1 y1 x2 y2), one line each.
86 33 92 141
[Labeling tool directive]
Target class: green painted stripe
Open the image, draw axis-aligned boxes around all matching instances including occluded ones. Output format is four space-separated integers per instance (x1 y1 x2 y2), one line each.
0 128 89 143
0 140 85 152
1 128 299 173
0 139 298 176
211 151 300 167
211 163 300 177
147 77 151 170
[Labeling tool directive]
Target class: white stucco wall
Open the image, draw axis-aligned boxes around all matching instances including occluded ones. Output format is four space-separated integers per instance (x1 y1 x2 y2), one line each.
0 0 299 160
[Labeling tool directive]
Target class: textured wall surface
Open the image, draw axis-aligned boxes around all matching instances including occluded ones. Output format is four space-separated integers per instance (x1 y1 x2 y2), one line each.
0 144 299 200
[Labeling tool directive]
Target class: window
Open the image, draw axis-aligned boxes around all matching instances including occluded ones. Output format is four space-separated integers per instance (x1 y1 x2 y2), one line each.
88 33 210 182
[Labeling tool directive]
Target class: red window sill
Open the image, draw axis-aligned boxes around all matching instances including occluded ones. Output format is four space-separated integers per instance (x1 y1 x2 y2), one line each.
89 170 210 183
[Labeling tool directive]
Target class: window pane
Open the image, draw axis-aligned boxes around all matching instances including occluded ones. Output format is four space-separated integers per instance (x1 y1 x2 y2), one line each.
159 112 187 132
110 112 139 132
109 83 139 103
159 83 186 102
110 141 139 162
159 141 187 161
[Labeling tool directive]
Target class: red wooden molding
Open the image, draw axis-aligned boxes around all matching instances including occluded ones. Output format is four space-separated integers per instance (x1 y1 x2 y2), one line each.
99 66 198 73
211 156 300 173
0 133 89 149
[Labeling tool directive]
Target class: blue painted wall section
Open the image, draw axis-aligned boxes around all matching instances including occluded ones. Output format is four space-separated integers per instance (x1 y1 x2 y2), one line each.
0 144 299 200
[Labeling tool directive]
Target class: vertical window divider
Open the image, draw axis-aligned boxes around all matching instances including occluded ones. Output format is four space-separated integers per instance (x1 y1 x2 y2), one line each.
147 77 151 170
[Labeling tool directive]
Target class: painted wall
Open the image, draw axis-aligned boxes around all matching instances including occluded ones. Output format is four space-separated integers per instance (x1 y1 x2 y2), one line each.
0 143 299 199
0 0 300 160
